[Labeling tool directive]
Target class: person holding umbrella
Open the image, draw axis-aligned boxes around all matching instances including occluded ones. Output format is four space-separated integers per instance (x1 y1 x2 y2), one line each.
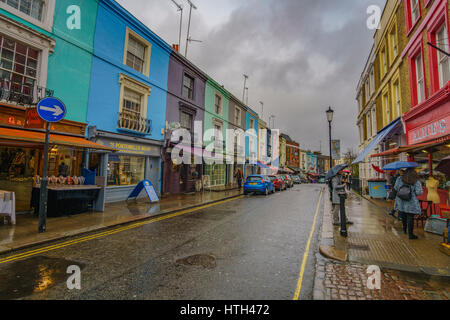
393 167 423 240
326 164 353 226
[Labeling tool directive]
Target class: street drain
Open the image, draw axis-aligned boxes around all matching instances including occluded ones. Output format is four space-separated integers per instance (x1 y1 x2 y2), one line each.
0 255 85 299
176 254 216 269
348 244 370 251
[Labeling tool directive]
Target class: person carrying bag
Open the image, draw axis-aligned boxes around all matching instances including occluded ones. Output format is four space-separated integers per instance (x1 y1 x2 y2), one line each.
394 168 423 240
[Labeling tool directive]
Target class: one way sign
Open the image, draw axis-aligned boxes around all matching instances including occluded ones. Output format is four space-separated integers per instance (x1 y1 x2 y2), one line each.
37 97 67 123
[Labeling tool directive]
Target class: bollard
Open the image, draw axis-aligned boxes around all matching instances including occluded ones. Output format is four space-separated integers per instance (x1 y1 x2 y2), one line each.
339 191 348 237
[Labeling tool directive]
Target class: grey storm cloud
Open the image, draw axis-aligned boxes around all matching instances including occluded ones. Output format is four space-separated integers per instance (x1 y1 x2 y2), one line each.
117 0 386 155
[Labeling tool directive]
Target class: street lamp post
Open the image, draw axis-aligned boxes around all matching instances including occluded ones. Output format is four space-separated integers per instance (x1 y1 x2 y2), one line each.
326 106 334 169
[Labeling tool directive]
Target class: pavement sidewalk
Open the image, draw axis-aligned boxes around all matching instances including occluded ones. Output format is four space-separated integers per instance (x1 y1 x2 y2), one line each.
0 189 242 255
314 188 450 300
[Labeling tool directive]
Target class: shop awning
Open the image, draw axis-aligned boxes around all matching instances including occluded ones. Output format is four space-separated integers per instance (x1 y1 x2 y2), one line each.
0 127 117 151
288 166 301 172
371 148 400 158
353 118 401 164
371 135 450 157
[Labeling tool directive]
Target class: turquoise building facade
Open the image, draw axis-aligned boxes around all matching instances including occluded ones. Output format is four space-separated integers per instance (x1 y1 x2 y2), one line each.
0 0 98 122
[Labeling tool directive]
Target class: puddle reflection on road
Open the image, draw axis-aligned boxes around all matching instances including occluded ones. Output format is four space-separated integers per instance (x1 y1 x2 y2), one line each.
0 256 85 299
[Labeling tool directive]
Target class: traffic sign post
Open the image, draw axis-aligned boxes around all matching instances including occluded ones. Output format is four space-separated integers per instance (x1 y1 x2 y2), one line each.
36 97 66 233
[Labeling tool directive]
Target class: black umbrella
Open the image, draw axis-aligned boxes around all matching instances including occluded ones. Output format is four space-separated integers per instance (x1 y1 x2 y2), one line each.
325 164 348 181
435 156 450 177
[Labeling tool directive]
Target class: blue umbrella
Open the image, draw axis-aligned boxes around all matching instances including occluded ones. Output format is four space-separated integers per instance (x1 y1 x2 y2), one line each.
325 164 348 181
382 161 419 171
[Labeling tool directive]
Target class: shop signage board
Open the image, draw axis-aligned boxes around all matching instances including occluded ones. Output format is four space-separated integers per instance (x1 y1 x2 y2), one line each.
37 97 67 123
128 180 160 203
407 114 449 145
96 138 160 157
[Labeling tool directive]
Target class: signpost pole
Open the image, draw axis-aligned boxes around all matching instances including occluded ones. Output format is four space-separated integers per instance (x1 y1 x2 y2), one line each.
38 121 50 233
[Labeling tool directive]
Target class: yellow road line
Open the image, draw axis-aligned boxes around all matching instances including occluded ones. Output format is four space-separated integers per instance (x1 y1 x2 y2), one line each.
293 188 323 300
0 196 244 265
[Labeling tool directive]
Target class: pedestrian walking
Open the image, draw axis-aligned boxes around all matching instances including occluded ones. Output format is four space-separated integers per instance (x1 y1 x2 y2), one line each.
389 170 404 220
331 169 353 226
234 168 243 190
394 168 423 240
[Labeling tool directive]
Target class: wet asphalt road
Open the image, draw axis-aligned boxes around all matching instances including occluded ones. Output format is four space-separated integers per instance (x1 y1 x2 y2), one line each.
0 184 325 300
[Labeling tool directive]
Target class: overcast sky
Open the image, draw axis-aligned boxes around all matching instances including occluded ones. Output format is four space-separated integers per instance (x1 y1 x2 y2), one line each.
116 0 386 156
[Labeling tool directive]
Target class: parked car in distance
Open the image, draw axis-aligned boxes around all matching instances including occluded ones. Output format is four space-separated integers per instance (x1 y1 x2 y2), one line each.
278 175 288 190
269 175 286 191
284 174 294 188
244 175 275 196
292 175 301 184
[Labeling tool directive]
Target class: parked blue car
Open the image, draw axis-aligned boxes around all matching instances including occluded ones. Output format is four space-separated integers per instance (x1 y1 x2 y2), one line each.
244 175 275 196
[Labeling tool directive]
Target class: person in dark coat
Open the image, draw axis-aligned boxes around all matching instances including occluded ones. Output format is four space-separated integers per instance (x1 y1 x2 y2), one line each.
389 170 404 220
234 168 243 190
331 170 353 226
394 168 423 240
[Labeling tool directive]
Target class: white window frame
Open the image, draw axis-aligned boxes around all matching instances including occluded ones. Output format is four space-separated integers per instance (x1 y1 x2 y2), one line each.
0 0 55 32
371 107 377 137
369 68 375 94
415 53 425 104
214 93 222 116
394 81 401 118
123 27 152 77
118 73 151 119
366 112 372 139
235 107 241 126
365 78 369 101
0 14 54 90
436 23 450 89
411 0 420 26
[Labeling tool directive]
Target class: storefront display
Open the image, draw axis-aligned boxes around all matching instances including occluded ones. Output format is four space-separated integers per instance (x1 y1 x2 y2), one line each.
107 155 145 186
204 164 226 187
88 129 163 202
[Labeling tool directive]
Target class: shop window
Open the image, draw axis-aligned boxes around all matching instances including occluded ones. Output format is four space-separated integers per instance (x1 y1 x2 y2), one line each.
107 155 145 186
0 35 39 101
123 28 151 77
182 73 194 100
0 146 37 211
203 164 225 186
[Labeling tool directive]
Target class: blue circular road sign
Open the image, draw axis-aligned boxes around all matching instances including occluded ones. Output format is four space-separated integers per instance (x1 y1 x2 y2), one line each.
37 97 67 123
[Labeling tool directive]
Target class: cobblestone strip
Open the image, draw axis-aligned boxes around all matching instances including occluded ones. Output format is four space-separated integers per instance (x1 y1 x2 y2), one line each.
317 260 449 300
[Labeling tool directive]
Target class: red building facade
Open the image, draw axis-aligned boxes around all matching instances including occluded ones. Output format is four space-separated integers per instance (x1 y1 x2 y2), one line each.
402 0 450 149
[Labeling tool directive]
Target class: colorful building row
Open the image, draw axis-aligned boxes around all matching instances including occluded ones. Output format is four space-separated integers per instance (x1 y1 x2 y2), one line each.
0 0 286 211
355 0 449 204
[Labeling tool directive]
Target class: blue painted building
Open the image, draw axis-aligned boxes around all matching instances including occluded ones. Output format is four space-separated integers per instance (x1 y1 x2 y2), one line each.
245 107 258 178
86 0 172 202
